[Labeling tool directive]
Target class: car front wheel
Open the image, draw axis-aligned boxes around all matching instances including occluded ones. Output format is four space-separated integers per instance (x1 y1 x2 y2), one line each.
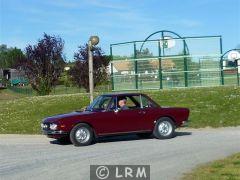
153 117 175 139
70 123 94 146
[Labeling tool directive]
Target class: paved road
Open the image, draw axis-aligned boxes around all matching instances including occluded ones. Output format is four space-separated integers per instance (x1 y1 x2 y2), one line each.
0 127 240 180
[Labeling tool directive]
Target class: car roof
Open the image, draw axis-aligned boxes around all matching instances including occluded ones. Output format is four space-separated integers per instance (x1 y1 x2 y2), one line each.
101 92 160 107
101 92 146 97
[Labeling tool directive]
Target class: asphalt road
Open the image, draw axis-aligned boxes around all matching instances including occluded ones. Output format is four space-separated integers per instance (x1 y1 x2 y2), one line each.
0 127 240 180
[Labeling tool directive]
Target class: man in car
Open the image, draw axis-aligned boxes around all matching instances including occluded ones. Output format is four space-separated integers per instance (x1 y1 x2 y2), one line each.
118 97 129 110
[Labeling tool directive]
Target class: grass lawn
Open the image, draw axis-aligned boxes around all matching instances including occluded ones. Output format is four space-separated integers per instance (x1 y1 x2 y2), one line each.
146 86 240 128
0 86 240 134
182 153 240 180
7 84 111 96
0 89 28 101
0 93 90 134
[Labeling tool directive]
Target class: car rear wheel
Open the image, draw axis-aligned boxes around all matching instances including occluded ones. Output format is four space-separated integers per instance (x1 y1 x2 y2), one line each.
153 117 175 139
70 123 94 146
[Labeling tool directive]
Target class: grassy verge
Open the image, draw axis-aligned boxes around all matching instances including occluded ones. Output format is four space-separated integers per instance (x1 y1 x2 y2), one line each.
0 86 239 134
7 84 111 96
146 86 240 128
0 88 28 101
182 153 240 180
0 94 89 134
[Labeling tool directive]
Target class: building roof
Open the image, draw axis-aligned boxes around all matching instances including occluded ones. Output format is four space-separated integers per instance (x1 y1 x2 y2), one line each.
112 59 176 72
102 92 146 97
113 61 132 71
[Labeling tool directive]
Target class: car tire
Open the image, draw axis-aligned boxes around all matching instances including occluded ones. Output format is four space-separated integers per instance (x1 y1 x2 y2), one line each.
70 123 94 146
137 133 152 139
153 117 175 139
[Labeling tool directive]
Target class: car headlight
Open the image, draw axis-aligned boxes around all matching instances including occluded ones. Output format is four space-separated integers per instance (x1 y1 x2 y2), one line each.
49 123 58 130
41 123 48 129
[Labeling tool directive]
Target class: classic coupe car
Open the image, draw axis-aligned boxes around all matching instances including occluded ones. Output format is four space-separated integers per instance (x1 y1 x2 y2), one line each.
41 93 189 146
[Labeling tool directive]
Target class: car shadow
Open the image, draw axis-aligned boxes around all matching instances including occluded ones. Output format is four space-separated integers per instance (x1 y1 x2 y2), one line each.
97 131 192 144
174 131 192 137
97 134 142 143
49 131 192 145
50 139 72 145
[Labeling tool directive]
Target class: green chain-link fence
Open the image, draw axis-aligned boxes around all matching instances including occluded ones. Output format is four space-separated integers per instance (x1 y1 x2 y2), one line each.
110 34 240 91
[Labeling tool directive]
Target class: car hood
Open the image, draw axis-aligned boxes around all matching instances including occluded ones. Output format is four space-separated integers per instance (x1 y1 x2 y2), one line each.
42 110 94 123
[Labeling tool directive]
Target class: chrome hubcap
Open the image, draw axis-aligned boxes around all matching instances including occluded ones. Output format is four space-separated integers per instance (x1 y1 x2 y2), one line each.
158 121 172 136
75 127 90 143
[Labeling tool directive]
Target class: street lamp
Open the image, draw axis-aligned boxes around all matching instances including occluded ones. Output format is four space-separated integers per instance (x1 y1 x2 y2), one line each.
88 36 99 103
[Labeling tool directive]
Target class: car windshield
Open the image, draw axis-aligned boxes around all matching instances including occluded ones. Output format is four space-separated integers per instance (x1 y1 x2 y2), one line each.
85 96 112 111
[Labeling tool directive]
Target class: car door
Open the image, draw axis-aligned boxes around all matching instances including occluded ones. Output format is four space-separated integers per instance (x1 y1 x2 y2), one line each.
88 96 118 135
114 95 148 133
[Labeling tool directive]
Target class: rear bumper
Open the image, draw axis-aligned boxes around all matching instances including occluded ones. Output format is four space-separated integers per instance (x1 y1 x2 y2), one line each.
180 120 189 127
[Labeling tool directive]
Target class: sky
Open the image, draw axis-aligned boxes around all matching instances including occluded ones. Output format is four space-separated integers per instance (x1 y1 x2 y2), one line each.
0 0 239 60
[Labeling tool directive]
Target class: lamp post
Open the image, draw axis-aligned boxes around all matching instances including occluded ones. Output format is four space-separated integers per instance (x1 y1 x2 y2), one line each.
88 36 99 103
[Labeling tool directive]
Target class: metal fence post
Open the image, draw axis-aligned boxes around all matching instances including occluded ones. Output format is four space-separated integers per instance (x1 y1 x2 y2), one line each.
110 45 114 90
220 37 224 85
158 41 163 89
237 59 240 86
183 39 188 87
161 32 165 88
134 42 138 89
198 59 202 85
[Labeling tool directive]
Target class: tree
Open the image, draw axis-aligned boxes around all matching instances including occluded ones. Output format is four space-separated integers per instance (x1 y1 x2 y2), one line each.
136 48 154 73
18 33 65 95
69 44 110 92
0 44 24 68
0 44 7 52
136 48 153 58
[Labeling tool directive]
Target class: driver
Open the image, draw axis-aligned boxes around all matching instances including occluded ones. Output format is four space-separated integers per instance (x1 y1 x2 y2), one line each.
118 97 129 110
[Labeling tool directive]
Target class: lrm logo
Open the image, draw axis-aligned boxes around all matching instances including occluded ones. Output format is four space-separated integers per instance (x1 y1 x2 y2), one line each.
90 165 150 180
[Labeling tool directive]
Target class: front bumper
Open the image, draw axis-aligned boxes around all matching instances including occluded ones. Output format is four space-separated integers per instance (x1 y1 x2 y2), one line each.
42 129 68 139
43 130 68 135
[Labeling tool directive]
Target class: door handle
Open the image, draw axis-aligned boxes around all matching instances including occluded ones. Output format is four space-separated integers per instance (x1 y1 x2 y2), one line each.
138 111 146 114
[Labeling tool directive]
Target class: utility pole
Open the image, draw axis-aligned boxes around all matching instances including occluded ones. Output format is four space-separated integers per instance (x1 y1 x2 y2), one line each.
88 36 99 103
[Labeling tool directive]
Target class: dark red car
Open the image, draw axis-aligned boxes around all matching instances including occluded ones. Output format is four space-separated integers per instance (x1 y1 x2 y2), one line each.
41 93 189 146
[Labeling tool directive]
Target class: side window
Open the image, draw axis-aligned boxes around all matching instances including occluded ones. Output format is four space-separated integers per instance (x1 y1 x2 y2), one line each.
108 97 116 110
127 96 141 109
93 96 112 110
131 96 141 108
126 96 136 108
141 95 156 108
117 96 141 109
